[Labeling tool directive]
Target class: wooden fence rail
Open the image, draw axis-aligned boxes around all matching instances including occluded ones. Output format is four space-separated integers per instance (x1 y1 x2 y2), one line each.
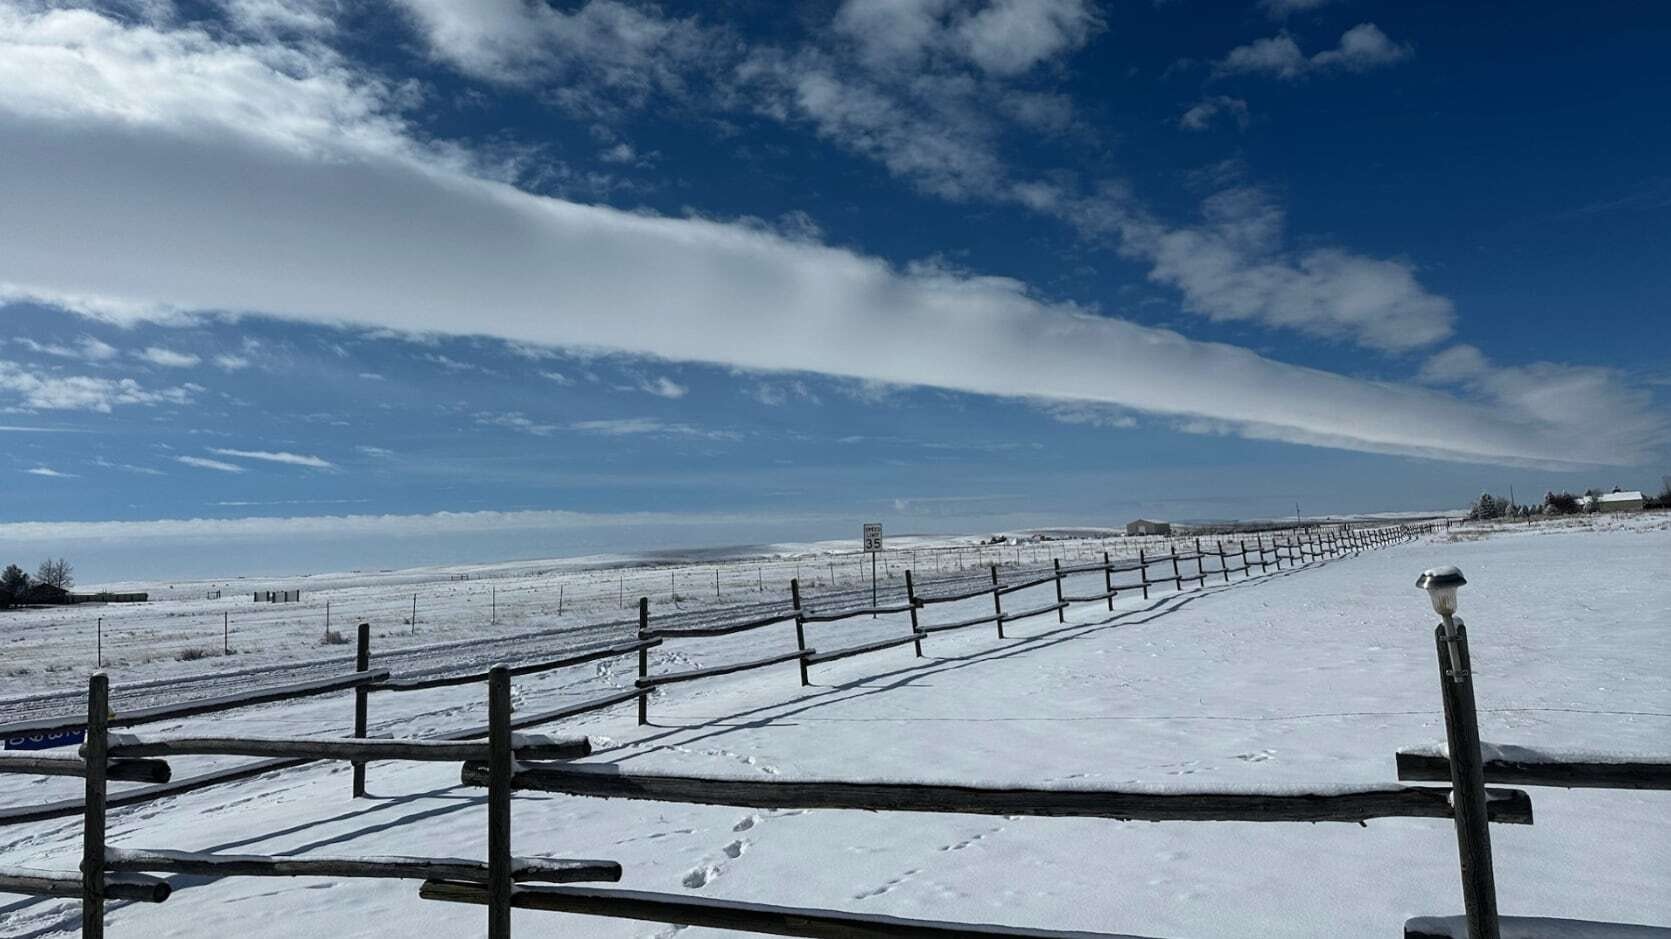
103 847 620 885
456 763 1533 825
101 732 591 763
0 753 170 783
0 866 171 903
1395 746 1671 791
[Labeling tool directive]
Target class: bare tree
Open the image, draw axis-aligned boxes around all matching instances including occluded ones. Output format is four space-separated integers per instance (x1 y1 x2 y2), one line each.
36 557 73 590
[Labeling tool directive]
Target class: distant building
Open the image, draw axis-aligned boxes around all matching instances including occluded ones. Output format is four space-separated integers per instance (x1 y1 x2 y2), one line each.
1126 519 1172 536
1596 491 1645 513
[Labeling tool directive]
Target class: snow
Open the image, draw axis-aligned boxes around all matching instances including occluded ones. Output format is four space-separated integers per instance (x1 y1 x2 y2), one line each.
1 516 1668 937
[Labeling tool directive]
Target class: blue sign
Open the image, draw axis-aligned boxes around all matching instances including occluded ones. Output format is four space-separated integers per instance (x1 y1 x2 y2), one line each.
4 729 86 751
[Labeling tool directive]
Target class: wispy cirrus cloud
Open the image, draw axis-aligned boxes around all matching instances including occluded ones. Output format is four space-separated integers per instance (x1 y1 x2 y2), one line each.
137 346 201 367
24 465 76 478
11 335 118 361
176 455 245 473
208 447 335 469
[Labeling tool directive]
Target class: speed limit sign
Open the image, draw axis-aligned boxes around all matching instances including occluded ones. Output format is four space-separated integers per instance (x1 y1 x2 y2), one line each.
862 523 883 552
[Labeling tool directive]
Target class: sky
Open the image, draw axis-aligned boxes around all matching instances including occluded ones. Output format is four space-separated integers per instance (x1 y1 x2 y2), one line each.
1 0 1668 579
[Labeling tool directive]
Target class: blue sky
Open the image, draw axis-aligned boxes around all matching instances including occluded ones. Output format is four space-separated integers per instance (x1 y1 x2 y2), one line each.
1 0 1667 578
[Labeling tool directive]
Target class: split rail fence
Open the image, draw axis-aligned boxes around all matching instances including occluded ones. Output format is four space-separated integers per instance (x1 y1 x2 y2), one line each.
5 523 1565 939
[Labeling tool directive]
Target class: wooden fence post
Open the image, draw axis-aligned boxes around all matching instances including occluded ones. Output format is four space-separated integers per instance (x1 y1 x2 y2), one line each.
82 671 109 938
790 580 809 686
352 622 371 798
990 566 1005 638
1051 559 1066 622
487 665 513 939
1433 618 1500 939
1170 546 1182 591
905 571 923 657
1216 541 1230 583
1102 552 1115 611
637 598 650 725
1138 549 1149 599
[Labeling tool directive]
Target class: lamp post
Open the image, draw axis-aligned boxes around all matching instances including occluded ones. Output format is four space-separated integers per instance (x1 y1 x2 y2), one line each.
1417 566 1500 939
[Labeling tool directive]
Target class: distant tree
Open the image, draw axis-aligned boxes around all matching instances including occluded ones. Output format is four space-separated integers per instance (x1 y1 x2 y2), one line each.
1 564 27 598
1544 491 1580 515
35 557 73 590
1467 492 1506 521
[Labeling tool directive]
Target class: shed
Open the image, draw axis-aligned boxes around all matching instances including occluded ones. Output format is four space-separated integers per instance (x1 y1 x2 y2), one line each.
1596 491 1645 513
1126 519 1172 536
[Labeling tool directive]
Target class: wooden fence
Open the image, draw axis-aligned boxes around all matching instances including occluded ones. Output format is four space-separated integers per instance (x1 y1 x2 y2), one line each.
0 522 1499 939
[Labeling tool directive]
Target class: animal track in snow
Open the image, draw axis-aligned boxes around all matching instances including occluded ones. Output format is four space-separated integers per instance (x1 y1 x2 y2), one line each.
1235 749 1276 763
854 869 921 900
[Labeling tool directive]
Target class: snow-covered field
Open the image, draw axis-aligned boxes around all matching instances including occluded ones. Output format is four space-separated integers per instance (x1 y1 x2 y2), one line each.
0 529 1231 707
1 515 1667 937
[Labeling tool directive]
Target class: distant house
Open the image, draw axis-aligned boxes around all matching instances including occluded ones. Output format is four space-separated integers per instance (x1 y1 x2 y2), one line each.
1596 491 1646 513
1126 519 1172 536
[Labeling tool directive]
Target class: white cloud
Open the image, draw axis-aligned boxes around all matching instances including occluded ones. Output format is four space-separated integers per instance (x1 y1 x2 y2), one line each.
137 346 200 367
1036 401 1139 429
833 0 1100 77
213 353 251 370
90 456 165 475
176 455 245 472
1258 0 1337 19
539 370 574 385
1179 95 1250 131
208 447 334 468
475 411 559 436
1418 344 1490 385
12 335 118 361
1077 186 1456 351
954 0 1101 76
570 417 739 440
0 360 196 412
1217 23 1411 79
637 375 687 398
25 465 76 478
0 7 1660 468
389 0 715 113
222 0 340 36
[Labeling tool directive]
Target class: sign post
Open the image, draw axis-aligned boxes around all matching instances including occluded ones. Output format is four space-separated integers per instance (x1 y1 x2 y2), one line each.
863 523 883 616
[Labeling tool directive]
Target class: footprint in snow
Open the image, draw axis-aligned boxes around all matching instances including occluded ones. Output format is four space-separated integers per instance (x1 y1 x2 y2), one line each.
681 864 719 889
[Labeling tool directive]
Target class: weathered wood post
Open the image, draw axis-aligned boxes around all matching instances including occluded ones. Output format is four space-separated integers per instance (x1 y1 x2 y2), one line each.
990 565 1005 638
487 665 513 939
1102 551 1115 610
1417 567 1500 939
905 571 923 657
82 671 109 937
1170 545 1182 591
790 579 810 686
1137 549 1149 599
1216 541 1230 583
1051 558 1066 622
637 598 650 725
352 622 371 798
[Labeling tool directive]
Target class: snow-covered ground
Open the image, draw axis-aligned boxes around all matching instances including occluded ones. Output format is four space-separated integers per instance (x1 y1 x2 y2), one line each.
0 529 1237 702
1 516 1666 937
